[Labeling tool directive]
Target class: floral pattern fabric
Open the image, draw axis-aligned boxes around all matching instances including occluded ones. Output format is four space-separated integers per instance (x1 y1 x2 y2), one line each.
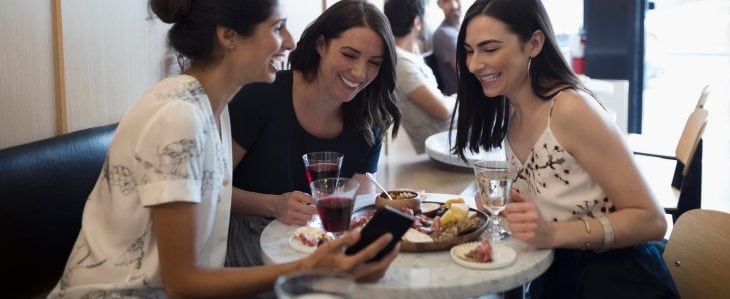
48 75 232 298
507 102 614 223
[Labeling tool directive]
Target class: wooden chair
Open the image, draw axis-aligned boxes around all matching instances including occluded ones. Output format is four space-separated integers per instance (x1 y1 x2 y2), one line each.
629 85 710 158
631 86 709 222
663 209 730 298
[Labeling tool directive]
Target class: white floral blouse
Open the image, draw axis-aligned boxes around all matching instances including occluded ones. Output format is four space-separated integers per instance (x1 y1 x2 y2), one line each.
48 75 232 298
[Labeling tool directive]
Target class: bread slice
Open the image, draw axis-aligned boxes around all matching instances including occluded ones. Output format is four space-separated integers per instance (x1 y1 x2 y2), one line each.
403 228 434 243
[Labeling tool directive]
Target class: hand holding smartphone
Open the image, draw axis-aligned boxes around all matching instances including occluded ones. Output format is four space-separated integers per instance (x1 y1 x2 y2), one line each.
344 205 414 262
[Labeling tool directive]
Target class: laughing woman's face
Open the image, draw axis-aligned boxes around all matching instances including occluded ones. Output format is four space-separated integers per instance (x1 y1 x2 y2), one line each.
315 26 384 103
464 15 532 98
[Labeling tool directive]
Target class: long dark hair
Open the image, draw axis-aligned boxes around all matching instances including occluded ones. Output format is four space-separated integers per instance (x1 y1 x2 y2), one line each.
288 0 400 145
453 0 586 160
150 0 278 68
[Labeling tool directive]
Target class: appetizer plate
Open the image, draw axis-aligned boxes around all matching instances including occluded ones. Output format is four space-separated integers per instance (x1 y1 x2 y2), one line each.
289 226 325 254
450 241 517 270
352 201 488 252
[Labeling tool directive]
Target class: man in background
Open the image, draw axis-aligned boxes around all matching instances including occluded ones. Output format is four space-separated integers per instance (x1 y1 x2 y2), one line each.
385 0 455 154
432 0 461 95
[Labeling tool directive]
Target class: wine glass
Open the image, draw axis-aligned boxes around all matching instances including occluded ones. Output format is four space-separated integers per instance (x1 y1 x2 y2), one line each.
309 178 359 238
274 270 354 299
473 160 514 242
302 151 344 228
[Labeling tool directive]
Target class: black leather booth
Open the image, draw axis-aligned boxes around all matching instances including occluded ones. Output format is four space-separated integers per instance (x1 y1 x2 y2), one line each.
0 123 117 299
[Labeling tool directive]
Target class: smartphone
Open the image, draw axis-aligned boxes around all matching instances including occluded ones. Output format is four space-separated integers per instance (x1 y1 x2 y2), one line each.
345 205 414 262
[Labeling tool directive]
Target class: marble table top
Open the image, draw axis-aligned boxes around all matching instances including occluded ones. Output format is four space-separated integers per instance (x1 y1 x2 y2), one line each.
260 193 554 299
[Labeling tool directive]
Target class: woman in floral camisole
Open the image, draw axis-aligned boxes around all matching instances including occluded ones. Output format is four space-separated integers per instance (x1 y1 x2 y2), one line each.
451 0 678 298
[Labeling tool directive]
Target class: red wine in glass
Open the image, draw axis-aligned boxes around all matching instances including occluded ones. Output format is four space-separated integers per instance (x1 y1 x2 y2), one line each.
305 162 340 183
316 196 354 233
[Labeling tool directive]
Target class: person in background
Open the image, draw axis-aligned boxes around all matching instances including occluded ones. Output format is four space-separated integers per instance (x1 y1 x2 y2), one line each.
452 0 679 297
384 0 455 154
432 0 461 95
226 0 401 269
48 0 398 298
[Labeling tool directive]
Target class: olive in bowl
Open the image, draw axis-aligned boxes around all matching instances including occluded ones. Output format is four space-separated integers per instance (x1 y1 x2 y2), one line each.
374 190 421 212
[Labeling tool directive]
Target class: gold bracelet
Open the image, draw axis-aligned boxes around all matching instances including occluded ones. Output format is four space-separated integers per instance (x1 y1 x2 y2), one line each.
582 217 592 250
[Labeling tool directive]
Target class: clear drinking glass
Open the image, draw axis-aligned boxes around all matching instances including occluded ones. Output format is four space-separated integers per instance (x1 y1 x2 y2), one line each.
473 160 514 242
274 270 354 299
309 178 359 238
302 152 344 228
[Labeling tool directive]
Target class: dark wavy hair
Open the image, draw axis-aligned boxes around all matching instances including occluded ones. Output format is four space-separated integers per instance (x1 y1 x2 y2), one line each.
289 0 400 145
453 0 587 160
384 0 426 38
149 0 278 68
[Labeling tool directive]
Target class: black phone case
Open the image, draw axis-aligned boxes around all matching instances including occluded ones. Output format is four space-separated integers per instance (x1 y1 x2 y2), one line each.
344 205 414 262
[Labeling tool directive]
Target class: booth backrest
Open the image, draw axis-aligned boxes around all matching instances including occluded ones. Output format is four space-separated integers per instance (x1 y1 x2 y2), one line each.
0 123 117 299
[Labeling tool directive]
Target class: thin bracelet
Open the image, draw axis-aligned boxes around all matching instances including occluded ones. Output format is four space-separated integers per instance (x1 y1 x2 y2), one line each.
597 216 615 251
582 218 592 250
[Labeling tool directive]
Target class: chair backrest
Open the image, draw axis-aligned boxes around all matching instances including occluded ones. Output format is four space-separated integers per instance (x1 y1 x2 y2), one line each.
674 107 708 176
0 123 117 298
663 209 730 298
676 84 710 175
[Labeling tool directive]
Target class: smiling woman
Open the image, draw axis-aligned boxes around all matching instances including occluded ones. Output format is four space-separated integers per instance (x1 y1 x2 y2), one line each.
45 1 400 298
225 0 402 271
452 0 679 298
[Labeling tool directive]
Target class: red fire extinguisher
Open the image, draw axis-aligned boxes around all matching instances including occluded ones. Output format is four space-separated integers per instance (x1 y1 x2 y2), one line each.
571 29 586 75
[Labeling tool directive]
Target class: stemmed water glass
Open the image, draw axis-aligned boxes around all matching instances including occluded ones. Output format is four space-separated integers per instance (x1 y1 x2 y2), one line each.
302 151 344 228
473 160 514 242
309 178 359 238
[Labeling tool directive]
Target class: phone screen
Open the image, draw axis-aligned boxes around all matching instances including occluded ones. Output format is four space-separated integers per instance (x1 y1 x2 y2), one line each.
345 205 414 262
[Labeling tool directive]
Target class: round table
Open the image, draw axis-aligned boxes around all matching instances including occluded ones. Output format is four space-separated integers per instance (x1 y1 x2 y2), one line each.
260 193 554 299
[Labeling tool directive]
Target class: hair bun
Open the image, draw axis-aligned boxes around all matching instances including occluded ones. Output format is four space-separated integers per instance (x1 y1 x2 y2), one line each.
150 0 192 24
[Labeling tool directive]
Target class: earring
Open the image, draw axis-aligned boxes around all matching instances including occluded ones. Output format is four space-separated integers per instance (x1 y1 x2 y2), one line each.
228 43 236 50
527 57 533 75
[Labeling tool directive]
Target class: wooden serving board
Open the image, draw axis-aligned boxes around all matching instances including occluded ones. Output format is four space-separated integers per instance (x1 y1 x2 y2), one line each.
352 201 488 252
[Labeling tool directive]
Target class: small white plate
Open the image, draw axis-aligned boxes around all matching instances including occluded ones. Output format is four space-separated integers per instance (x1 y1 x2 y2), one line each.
289 227 324 254
289 235 316 254
450 241 517 270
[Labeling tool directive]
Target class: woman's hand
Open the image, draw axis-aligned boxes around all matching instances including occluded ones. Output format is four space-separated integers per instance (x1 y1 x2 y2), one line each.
273 191 317 226
299 231 399 282
503 190 555 248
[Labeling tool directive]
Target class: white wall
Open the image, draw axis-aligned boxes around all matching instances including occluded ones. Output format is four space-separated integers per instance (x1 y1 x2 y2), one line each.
0 0 57 148
61 0 170 132
0 0 171 149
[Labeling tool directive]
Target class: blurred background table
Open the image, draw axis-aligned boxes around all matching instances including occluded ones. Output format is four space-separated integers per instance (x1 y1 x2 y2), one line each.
377 129 476 196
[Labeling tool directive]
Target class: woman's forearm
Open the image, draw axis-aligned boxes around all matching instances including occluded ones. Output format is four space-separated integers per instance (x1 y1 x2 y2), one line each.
164 260 303 298
230 187 277 217
550 207 666 250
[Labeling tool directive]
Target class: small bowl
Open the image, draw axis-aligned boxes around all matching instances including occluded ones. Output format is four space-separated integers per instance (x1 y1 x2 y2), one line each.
374 189 421 212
